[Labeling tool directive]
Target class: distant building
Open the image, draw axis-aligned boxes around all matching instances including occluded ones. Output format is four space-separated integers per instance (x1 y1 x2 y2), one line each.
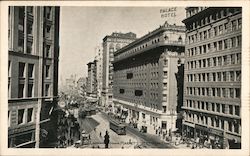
86 60 97 98
101 32 137 110
77 77 86 96
8 6 60 147
95 46 103 98
113 22 185 135
65 74 77 93
182 7 242 149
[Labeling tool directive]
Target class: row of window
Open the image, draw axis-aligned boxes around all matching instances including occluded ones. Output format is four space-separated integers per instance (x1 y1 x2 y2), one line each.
16 83 50 98
186 7 208 18
187 53 241 70
185 112 240 134
115 95 159 110
8 108 34 127
186 7 241 31
114 81 168 89
187 35 241 57
13 7 53 56
8 61 51 98
115 32 183 60
119 70 166 80
188 18 241 45
15 62 50 79
185 100 240 116
149 116 159 125
118 89 147 97
187 70 241 82
186 87 241 98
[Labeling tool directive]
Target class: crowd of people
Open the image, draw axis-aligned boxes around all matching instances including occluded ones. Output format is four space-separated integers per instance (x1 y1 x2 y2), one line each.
173 133 223 149
56 113 81 148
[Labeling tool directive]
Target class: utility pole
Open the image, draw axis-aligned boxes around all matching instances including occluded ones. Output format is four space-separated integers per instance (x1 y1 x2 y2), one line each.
35 7 44 148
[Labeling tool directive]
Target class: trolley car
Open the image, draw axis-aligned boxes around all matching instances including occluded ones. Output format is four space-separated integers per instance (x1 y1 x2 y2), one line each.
109 119 126 135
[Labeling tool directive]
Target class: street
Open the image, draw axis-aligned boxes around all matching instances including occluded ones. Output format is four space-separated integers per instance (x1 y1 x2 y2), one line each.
75 111 175 149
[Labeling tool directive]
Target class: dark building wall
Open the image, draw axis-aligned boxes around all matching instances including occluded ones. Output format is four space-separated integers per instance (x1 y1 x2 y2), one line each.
8 6 60 148
182 7 242 148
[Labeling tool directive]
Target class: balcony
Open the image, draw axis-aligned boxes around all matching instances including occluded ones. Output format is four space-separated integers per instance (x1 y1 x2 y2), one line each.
44 36 52 45
46 18 52 26
27 34 33 42
27 13 34 22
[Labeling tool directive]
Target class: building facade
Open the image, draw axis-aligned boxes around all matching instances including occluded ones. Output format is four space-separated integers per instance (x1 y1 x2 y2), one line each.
113 22 185 135
95 46 103 98
182 7 242 149
101 32 136 110
8 6 60 148
86 61 97 98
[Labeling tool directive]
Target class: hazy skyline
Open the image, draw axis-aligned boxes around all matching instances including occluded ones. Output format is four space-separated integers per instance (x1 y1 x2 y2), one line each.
59 7 185 85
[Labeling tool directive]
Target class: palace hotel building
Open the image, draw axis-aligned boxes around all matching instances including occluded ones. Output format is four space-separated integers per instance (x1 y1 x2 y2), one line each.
182 7 241 148
113 22 185 135
101 32 136 110
8 6 60 147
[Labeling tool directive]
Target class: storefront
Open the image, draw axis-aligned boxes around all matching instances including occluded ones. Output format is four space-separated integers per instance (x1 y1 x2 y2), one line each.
182 122 195 138
208 128 224 149
195 124 209 139
226 133 241 149
8 124 36 148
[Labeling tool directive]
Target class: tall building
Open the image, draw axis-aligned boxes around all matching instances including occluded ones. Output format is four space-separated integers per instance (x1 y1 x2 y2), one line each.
182 7 242 149
86 60 97 98
101 32 136 110
8 6 60 148
95 46 103 98
113 21 185 135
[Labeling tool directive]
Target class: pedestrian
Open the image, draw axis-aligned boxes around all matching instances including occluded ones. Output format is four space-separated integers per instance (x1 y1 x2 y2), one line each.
104 130 110 148
195 137 200 148
100 132 102 137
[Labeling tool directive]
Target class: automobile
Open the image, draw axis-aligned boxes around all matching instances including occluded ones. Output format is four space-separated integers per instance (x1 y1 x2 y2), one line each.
81 130 90 145
74 140 81 148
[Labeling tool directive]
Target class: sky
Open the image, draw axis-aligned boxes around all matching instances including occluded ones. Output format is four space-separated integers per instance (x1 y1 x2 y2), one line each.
59 6 185 85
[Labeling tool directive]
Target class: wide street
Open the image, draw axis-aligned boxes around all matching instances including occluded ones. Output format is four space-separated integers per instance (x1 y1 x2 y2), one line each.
76 111 175 149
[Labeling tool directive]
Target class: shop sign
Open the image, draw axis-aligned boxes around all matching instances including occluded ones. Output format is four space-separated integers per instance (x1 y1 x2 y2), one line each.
8 124 36 135
195 124 208 132
208 128 224 137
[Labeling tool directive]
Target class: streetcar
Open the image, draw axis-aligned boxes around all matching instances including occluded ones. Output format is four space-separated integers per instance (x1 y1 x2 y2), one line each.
109 119 126 135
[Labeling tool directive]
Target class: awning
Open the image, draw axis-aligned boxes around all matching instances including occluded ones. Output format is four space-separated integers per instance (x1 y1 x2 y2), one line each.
122 108 128 112
226 133 241 143
78 117 99 134
183 121 195 128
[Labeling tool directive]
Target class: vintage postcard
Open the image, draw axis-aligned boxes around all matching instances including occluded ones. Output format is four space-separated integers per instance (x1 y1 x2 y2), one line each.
0 1 249 156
